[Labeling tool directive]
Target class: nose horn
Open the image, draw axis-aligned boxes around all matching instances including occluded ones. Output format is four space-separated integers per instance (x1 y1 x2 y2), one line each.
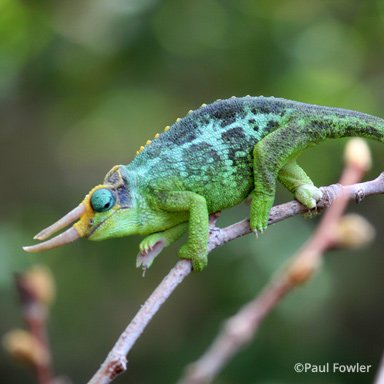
23 204 86 253
34 205 85 240
23 227 80 253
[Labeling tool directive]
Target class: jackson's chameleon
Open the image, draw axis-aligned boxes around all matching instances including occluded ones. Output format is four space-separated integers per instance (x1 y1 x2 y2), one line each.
24 96 384 271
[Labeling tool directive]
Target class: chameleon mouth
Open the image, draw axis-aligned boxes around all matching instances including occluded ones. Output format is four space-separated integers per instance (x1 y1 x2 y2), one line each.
23 205 85 253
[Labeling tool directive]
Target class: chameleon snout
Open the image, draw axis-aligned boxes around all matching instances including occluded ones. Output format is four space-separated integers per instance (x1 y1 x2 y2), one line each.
23 185 115 253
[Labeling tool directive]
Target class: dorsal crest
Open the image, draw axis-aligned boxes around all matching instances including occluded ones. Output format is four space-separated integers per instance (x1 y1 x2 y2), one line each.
133 99 223 157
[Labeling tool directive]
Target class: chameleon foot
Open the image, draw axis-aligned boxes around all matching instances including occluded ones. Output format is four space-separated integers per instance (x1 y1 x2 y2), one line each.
178 243 208 272
136 224 187 272
250 193 273 233
136 235 166 271
295 184 323 209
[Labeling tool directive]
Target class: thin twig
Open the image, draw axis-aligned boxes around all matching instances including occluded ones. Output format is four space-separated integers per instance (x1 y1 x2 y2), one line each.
15 274 54 384
88 261 192 384
87 172 384 384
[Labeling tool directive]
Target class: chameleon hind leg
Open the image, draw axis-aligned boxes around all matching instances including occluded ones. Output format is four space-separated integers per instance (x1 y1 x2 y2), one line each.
250 123 321 232
156 191 209 271
278 160 323 209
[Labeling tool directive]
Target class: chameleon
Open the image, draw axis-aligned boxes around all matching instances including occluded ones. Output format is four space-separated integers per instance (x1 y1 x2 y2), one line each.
23 96 384 271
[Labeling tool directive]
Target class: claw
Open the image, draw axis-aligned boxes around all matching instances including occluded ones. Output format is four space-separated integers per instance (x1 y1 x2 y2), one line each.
136 240 165 272
252 225 267 238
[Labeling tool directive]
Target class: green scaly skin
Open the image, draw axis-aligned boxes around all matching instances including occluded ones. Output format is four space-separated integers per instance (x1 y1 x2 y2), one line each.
84 96 384 271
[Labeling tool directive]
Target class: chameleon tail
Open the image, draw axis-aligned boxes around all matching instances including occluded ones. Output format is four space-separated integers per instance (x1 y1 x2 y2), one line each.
315 107 384 143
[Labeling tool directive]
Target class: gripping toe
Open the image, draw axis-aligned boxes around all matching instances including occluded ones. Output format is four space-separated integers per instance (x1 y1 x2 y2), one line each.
295 184 323 209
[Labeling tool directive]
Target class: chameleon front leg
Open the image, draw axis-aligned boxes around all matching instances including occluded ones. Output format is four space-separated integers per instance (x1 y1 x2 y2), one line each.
155 191 209 271
137 223 188 270
250 123 317 232
278 160 323 209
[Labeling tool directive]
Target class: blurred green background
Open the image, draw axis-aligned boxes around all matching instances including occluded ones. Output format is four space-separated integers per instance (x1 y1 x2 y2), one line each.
1 0 384 383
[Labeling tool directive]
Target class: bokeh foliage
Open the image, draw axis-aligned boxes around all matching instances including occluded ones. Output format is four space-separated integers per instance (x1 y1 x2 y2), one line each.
1 0 384 383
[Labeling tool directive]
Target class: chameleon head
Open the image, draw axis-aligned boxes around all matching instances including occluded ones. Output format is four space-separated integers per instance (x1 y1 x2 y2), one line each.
23 165 139 253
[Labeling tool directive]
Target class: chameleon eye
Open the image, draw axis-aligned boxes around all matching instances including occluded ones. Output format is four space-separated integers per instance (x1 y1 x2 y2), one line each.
90 189 116 213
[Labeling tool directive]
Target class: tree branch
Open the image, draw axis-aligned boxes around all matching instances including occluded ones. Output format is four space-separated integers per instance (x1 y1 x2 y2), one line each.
208 173 384 252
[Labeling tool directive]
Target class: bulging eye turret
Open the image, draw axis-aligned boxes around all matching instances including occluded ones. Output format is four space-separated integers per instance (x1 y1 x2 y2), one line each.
90 188 116 212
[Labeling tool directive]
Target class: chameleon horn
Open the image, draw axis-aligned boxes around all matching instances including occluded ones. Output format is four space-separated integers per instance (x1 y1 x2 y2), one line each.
33 204 86 241
23 227 80 253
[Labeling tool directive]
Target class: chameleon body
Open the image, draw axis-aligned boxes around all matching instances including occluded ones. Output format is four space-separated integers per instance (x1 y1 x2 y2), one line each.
24 96 384 271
